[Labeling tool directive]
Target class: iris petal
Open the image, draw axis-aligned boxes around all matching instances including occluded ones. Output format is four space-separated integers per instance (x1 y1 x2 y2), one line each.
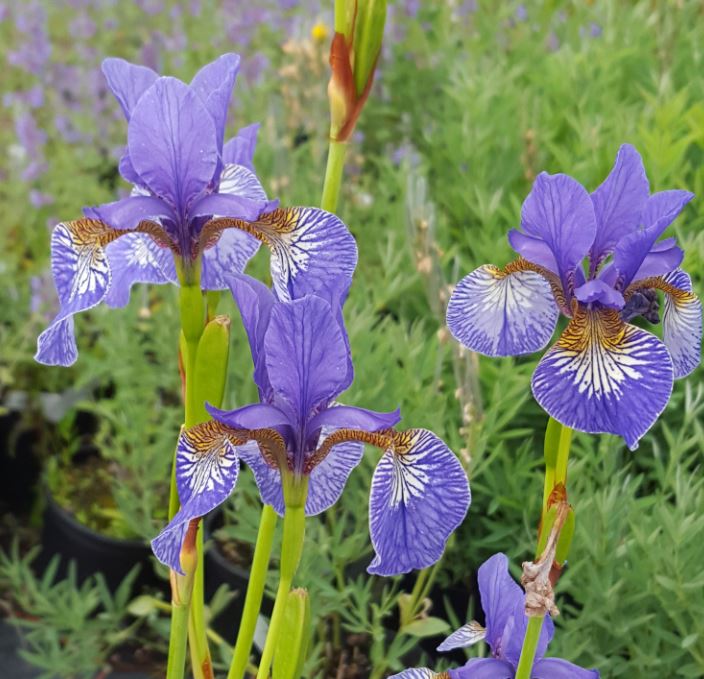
533 658 600 679
151 422 241 573
101 57 158 120
450 658 515 679
223 123 260 169
436 621 486 652
36 220 117 366
128 77 218 216
589 144 649 267
367 429 470 576
259 207 358 302
519 172 597 295
305 437 364 516
264 295 350 430
103 233 176 308
531 307 674 450
388 669 435 679
446 264 559 357
661 270 702 379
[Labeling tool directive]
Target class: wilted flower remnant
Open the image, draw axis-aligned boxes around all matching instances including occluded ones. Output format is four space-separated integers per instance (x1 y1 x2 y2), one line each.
153 274 471 577
447 145 701 449
392 553 599 679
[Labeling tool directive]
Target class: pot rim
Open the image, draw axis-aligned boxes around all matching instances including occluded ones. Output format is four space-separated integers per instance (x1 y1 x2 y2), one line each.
43 482 150 551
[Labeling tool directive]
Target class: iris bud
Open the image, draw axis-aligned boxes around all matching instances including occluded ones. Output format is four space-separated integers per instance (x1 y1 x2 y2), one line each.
273 588 312 679
192 314 231 423
328 0 387 142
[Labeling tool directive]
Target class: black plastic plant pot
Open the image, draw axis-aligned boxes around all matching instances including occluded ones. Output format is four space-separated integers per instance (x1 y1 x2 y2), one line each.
37 486 159 594
0 413 43 515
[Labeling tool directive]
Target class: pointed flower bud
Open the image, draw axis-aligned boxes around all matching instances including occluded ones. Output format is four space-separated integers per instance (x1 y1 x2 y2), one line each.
273 588 311 679
192 314 231 423
328 0 387 142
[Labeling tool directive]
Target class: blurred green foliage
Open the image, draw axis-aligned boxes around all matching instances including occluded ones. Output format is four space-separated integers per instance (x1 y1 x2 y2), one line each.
0 1 703 677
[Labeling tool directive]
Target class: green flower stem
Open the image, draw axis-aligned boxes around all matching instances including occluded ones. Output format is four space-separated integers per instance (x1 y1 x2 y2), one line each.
321 140 349 213
256 479 308 679
227 504 279 679
170 282 213 679
514 616 544 679
166 595 191 679
516 418 574 679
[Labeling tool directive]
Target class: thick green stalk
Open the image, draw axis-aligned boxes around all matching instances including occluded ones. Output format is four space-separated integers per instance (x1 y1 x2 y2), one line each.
515 616 544 679
256 484 307 679
227 504 279 679
166 597 191 679
320 140 349 213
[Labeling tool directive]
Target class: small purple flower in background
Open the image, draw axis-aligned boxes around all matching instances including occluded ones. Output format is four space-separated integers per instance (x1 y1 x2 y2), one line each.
447 145 701 450
152 276 470 576
36 54 356 367
392 553 599 679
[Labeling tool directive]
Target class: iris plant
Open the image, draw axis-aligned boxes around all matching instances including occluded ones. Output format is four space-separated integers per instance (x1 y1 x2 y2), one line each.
36 53 356 367
392 553 599 679
447 144 701 450
152 273 471 578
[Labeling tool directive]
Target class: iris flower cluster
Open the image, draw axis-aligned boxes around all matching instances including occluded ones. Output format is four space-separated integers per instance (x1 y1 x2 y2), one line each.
448 145 701 449
36 54 355 366
37 54 472 580
152 273 471 576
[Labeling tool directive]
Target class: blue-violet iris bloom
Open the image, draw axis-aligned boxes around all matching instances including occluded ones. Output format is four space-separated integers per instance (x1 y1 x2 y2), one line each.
152 274 471 577
36 54 356 366
447 145 701 449
392 553 599 679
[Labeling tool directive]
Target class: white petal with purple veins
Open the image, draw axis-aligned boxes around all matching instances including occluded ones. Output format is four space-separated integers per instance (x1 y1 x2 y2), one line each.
532 307 674 450
447 264 558 357
368 430 470 576
662 269 702 379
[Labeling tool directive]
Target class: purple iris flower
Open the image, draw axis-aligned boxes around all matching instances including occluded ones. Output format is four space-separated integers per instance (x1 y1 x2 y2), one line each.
447 145 701 450
392 553 599 679
152 275 471 577
35 54 356 367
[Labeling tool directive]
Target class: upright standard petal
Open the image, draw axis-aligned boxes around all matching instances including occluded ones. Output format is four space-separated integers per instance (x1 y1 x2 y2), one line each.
36 220 118 366
533 658 600 679
519 172 597 294
103 233 176 308
128 77 218 216
264 295 350 427
223 123 260 169
610 190 693 289
368 430 470 576
589 144 649 268
151 422 241 573
101 58 158 120
660 270 702 378
532 307 674 450
256 207 358 301
446 263 559 357
85 195 177 232
189 53 240 151
227 274 276 398
477 553 524 655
